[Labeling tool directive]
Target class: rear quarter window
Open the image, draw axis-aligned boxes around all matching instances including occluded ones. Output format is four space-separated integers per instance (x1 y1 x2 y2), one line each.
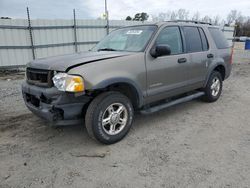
208 28 230 49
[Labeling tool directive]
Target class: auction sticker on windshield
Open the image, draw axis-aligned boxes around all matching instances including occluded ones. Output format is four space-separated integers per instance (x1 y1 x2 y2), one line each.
126 30 143 35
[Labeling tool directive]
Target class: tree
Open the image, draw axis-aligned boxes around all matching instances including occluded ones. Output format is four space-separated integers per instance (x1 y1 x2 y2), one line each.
133 12 149 22
170 11 177 21
242 18 250 36
201 15 212 23
212 15 221 25
192 12 200 21
152 12 171 22
150 9 250 37
125 16 132 21
0 17 11 19
177 9 189 20
227 10 242 25
151 9 190 22
235 17 250 37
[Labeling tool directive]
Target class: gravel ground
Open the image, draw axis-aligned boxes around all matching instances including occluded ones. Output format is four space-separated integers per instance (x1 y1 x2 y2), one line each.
0 49 250 188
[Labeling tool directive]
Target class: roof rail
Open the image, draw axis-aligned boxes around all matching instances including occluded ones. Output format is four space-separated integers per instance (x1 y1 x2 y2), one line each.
165 20 212 25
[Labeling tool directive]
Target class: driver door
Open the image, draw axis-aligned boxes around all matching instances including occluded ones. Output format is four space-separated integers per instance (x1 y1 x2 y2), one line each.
145 26 190 102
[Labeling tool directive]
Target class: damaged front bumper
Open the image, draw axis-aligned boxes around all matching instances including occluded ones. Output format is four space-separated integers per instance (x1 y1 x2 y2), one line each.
22 81 91 126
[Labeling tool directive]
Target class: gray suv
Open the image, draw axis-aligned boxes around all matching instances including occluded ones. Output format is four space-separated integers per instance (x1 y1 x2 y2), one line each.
22 21 232 144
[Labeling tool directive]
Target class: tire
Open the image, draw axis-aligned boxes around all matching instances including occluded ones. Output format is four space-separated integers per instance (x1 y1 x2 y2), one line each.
85 91 134 144
201 71 223 102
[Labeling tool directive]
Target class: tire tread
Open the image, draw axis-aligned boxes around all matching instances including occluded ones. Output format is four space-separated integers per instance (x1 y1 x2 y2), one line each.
85 91 133 144
201 71 222 102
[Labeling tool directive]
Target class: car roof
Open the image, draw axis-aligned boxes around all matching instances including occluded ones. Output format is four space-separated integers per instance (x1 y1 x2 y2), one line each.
155 21 218 28
121 21 218 29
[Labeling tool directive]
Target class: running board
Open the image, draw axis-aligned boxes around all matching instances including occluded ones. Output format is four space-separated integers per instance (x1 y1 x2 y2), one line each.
140 91 205 114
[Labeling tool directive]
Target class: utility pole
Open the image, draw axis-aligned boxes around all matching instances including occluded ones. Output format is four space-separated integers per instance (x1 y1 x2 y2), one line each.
105 0 109 35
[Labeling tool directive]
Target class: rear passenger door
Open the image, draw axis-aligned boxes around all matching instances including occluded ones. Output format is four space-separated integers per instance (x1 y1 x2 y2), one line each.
182 26 210 86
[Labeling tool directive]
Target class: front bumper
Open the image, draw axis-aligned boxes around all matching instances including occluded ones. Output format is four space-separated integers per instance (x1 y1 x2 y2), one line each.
22 81 91 126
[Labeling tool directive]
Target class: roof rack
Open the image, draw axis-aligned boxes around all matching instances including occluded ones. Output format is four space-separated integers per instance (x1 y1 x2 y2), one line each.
165 20 212 25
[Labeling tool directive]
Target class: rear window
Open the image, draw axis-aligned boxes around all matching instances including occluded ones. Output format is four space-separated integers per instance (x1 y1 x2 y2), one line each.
183 27 203 53
208 28 230 49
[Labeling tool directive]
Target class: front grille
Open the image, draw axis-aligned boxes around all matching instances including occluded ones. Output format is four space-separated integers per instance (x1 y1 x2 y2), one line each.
26 68 53 87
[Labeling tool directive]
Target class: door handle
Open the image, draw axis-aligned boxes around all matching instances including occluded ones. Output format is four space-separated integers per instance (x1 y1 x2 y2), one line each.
178 58 187 63
207 53 214 58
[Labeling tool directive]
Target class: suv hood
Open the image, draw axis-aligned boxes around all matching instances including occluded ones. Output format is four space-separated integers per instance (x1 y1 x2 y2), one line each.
27 51 134 72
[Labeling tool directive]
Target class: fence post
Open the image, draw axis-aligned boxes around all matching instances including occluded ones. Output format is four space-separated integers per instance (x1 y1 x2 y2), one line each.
26 7 35 60
105 0 109 35
73 9 78 53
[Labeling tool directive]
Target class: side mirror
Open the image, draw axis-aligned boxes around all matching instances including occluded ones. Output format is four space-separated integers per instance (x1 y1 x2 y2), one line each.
150 45 171 58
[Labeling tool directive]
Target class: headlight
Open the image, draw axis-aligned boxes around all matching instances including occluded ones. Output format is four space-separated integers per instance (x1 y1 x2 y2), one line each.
52 73 84 92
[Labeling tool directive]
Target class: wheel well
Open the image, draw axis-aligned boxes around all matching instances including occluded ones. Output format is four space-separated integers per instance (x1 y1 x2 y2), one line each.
106 83 140 109
214 65 225 80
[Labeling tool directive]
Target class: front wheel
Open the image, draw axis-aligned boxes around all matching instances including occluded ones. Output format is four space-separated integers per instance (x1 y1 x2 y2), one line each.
85 91 134 144
201 71 223 102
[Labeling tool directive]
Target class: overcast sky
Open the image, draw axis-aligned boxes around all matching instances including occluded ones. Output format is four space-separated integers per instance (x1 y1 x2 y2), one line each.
0 0 249 20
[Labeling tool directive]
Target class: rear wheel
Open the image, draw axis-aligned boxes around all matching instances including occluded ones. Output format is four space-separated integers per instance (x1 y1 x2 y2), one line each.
85 91 134 144
202 71 223 102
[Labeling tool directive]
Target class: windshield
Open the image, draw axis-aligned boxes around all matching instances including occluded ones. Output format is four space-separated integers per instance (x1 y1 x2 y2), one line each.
92 25 157 52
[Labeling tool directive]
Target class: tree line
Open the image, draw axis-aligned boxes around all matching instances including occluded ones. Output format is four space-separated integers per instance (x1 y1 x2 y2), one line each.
126 9 250 37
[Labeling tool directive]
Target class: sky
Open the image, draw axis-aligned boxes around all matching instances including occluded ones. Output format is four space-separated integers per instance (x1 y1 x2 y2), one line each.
0 0 250 20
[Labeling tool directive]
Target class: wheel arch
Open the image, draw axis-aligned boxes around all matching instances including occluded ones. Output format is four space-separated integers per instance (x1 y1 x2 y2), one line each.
204 63 226 87
91 78 144 109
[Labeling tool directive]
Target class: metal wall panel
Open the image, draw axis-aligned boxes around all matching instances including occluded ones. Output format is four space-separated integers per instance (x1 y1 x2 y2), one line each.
0 19 32 67
0 19 234 68
0 49 32 67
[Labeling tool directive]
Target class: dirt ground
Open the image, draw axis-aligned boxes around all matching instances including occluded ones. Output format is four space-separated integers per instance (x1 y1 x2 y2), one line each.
1 47 250 188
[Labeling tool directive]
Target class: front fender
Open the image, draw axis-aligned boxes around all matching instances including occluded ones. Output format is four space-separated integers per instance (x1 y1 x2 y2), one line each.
92 77 144 108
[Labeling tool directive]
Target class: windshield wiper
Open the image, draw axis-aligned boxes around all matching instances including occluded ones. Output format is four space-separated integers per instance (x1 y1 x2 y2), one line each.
98 48 117 52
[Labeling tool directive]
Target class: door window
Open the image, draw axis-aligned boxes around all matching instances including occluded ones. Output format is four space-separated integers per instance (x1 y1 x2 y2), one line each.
183 27 203 53
198 28 209 51
156 27 183 55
